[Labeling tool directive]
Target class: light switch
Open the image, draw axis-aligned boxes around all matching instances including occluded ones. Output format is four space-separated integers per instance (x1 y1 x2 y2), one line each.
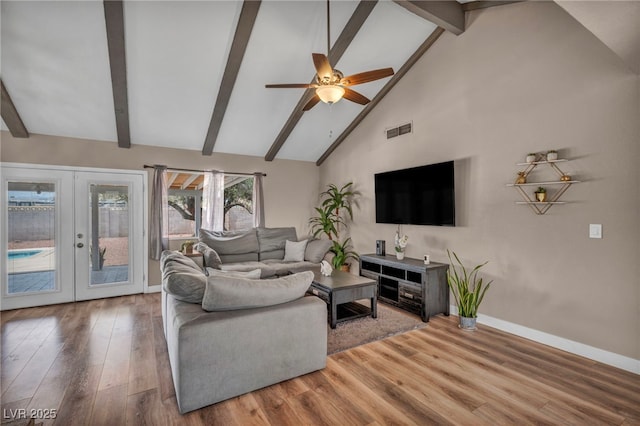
589 224 602 239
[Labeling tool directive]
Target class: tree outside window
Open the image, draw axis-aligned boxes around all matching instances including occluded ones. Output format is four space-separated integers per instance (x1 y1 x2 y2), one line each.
167 175 253 237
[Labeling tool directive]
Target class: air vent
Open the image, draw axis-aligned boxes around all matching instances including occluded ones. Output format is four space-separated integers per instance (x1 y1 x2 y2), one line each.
385 122 412 139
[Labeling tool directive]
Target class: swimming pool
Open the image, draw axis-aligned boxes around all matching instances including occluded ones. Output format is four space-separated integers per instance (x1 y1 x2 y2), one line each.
8 250 42 260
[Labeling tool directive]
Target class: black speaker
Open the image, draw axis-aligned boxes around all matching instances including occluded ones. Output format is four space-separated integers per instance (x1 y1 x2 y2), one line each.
376 240 386 256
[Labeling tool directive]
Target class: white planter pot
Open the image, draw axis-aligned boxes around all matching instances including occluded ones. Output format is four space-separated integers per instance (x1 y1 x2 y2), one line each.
459 316 477 331
526 155 536 163
396 251 405 260
546 152 558 161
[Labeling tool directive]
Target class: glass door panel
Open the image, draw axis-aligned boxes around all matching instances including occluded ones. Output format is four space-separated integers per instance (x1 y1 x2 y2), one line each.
88 184 130 286
74 172 144 301
1 168 74 310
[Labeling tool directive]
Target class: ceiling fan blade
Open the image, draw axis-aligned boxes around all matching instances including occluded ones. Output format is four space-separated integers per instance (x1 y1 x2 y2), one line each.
303 94 321 111
340 68 394 86
343 87 370 105
312 53 333 81
265 83 315 89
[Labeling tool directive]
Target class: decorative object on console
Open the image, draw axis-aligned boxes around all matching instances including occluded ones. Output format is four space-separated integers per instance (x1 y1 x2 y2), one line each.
309 182 360 271
180 240 195 254
534 186 547 202
507 155 581 215
376 240 386 256
320 260 333 277
423 255 430 265
546 150 558 161
446 250 493 331
394 228 408 261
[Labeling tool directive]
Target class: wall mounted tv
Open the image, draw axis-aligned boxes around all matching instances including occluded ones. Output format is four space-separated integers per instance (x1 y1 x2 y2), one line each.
375 160 455 226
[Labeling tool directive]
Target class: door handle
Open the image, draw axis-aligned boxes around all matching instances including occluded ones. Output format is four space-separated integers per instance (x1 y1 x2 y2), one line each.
77 243 84 248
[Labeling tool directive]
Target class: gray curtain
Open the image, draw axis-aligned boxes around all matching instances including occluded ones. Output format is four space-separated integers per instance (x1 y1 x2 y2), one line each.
252 173 265 228
150 165 168 260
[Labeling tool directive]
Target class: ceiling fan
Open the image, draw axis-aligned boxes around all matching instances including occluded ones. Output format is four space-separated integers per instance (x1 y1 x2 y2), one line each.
265 0 394 111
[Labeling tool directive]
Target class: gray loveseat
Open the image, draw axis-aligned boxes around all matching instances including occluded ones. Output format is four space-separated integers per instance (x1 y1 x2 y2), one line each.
160 251 327 414
195 227 332 278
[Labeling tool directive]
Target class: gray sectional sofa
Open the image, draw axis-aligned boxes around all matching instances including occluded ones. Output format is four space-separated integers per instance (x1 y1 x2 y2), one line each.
195 227 332 277
161 250 327 413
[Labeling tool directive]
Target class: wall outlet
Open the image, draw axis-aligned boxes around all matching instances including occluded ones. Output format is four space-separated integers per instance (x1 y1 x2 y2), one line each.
589 224 602 239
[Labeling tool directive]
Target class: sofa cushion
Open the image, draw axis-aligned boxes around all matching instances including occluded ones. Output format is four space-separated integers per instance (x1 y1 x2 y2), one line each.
199 228 259 263
161 251 207 304
194 242 221 269
219 261 278 279
304 239 333 263
206 268 262 279
261 259 318 276
201 271 313 312
283 239 308 262
257 227 297 260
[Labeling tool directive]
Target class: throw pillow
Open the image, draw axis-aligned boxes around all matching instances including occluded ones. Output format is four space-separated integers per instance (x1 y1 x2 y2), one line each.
194 242 222 269
283 239 308 262
304 239 333 263
206 268 261 279
201 271 314 311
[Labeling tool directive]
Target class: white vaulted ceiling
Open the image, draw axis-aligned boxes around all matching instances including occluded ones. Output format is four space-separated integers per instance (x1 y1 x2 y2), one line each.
2 1 637 164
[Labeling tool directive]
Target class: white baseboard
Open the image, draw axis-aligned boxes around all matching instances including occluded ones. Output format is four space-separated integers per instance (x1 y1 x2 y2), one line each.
450 306 639 375
145 284 161 294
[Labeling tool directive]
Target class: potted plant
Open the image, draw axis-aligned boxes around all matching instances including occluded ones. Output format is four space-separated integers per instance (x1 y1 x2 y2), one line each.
526 153 537 163
330 238 359 272
534 186 547 202
446 250 493 331
546 150 558 161
394 230 408 260
181 240 195 254
90 246 107 270
309 182 360 271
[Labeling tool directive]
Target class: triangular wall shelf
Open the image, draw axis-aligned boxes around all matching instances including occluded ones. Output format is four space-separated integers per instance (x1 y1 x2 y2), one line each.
507 159 580 215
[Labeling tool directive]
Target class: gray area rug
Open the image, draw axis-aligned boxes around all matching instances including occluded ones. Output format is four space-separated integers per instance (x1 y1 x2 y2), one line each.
327 302 427 355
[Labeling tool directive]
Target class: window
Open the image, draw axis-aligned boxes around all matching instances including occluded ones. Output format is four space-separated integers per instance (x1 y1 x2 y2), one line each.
166 173 254 238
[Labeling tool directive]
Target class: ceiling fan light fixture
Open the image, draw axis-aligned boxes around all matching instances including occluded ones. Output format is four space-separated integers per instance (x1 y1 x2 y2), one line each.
316 85 345 104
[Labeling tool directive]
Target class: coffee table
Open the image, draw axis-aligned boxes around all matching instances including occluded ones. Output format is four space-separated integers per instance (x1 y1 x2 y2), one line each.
302 267 377 329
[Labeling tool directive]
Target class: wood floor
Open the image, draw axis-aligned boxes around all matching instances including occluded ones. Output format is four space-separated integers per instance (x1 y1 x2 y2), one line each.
1 293 638 426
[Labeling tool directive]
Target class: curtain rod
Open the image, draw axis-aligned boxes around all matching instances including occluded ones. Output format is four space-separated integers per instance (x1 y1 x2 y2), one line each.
143 165 266 177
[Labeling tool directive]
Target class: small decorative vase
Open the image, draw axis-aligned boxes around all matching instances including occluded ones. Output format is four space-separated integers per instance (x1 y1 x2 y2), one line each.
396 251 405 260
561 175 571 182
515 172 527 185
547 152 558 161
535 192 547 202
459 316 477 331
526 154 537 163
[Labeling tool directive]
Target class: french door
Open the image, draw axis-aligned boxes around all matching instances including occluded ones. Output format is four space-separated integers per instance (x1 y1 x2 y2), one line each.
1 164 146 310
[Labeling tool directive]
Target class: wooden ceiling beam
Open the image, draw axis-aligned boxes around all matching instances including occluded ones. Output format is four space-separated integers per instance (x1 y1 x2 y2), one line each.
393 1 465 35
103 0 131 148
462 1 524 12
316 27 445 166
0 80 29 138
264 0 378 162
202 1 262 155
181 174 199 190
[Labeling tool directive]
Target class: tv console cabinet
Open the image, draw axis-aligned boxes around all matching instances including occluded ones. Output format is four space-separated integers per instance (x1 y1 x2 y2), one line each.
359 254 449 322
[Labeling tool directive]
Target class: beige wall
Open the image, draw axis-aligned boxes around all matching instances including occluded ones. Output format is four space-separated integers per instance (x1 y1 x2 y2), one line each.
319 2 639 359
1 132 320 286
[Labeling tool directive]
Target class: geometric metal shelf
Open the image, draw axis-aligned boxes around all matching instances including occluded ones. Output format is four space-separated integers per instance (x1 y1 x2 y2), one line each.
507 158 580 215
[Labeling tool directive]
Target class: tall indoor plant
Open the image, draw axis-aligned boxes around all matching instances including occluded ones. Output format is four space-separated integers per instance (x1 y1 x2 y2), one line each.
446 250 493 330
309 182 359 271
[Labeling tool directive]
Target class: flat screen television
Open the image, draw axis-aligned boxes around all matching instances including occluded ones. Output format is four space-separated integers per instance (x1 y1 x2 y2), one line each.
375 160 455 226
